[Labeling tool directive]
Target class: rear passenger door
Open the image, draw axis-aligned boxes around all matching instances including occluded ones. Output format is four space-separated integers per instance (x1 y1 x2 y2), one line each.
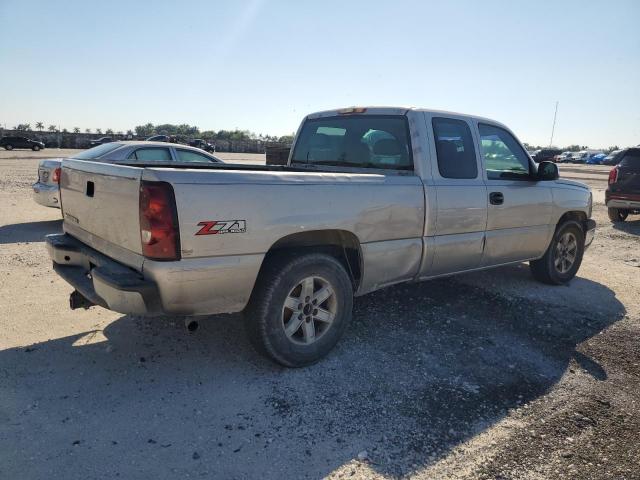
477 123 553 266
427 115 487 276
127 147 173 163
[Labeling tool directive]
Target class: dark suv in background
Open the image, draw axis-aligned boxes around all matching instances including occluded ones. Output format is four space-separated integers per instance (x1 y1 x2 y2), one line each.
0 136 45 151
606 148 640 222
532 148 562 163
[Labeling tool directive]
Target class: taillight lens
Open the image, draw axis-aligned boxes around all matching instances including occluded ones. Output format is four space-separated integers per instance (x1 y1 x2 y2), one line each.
608 167 618 185
52 167 61 184
139 181 180 261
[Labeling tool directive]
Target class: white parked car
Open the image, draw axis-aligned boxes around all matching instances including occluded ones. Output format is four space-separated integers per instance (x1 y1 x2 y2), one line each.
32 142 223 208
32 159 62 208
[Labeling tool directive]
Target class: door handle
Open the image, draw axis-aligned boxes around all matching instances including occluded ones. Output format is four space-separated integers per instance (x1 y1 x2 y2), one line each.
489 192 504 205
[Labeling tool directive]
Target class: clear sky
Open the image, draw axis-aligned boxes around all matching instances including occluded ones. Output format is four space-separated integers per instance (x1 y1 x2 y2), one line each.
1 0 638 147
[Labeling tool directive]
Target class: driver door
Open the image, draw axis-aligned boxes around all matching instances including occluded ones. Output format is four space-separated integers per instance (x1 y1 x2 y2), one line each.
478 123 553 266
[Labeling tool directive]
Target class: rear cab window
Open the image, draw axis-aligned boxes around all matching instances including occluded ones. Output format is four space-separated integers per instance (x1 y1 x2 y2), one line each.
291 115 413 171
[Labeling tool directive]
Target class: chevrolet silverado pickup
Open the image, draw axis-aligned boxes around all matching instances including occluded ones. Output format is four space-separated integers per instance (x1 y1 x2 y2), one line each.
46 107 596 366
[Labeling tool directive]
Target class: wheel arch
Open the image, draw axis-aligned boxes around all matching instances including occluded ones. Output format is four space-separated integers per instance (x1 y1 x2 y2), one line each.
262 229 363 291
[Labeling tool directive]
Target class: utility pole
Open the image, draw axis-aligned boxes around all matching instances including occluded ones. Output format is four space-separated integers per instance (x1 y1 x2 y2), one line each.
549 101 559 147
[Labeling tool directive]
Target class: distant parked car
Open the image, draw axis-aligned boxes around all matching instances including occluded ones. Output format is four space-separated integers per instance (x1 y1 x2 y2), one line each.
145 135 171 142
532 148 562 163
0 136 45 151
188 138 215 152
602 149 626 166
569 151 588 163
89 137 113 147
586 153 606 165
557 151 574 163
31 142 224 209
605 147 640 222
32 159 62 208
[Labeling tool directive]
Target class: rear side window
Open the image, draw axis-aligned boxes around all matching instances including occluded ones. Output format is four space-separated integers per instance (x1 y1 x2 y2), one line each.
619 149 640 169
432 117 478 179
129 147 172 162
175 149 216 163
291 115 413 170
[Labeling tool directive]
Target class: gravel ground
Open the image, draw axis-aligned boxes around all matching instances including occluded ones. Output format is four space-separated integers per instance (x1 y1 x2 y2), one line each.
0 150 638 479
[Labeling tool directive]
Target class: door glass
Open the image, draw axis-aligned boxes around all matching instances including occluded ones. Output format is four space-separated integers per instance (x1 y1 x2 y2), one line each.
129 148 172 162
432 117 478 179
479 124 531 180
175 149 217 163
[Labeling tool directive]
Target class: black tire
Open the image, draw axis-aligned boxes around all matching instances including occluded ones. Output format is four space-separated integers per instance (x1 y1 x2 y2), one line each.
530 221 585 285
32 145 40 151
244 252 353 367
608 207 628 223
5 144 13 150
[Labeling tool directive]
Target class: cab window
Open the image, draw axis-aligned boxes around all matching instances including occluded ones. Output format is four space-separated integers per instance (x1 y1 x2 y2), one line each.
291 115 413 170
432 117 478 179
479 124 531 180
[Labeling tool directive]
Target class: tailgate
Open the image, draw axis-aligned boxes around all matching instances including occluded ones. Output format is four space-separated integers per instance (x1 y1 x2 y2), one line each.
60 159 144 268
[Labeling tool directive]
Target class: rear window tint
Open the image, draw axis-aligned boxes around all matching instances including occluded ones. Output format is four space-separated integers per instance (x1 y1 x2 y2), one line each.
291 115 413 170
71 142 122 160
619 150 640 169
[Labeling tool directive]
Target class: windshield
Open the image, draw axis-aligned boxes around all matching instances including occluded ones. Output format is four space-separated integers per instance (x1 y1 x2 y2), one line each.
71 142 123 160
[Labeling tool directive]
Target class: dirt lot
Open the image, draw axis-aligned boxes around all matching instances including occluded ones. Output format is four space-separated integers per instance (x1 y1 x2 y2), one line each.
1 149 638 479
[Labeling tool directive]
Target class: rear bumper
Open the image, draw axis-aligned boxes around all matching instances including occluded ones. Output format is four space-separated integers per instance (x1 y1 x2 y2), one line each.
46 233 162 315
605 192 640 210
584 219 596 249
32 182 60 208
46 233 264 316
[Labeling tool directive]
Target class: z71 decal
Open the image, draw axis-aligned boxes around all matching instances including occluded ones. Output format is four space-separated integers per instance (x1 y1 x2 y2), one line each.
196 220 247 235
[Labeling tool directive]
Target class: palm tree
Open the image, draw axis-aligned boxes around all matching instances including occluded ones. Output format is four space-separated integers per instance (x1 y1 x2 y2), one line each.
48 125 57 132
96 128 102 134
85 128 91 134
36 122 44 131
73 127 80 133
105 128 114 135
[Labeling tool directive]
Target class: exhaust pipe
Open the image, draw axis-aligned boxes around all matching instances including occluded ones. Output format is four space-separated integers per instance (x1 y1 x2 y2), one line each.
184 318 199 332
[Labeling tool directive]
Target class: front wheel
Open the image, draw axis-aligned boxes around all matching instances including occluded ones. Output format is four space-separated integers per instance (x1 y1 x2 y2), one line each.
4 144 13 150
608 207 628 223
32 145 40 151
530 221 585 285
244 253 353 367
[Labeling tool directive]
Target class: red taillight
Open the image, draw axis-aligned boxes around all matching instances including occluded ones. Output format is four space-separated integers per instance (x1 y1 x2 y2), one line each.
52 167 61 183
139 181 180 261
608 167 618 185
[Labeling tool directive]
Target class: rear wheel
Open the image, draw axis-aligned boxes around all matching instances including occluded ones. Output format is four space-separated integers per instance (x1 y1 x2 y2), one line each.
608 207 628 223
4 144 13 150
32 145 40 151
530 221 585 285
244 253 353 367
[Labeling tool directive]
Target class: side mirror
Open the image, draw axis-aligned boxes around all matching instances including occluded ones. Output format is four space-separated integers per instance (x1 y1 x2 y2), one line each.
537 160 559 181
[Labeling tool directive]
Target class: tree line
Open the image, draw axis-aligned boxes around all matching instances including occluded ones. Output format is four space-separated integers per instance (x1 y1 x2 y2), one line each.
9 122 294 144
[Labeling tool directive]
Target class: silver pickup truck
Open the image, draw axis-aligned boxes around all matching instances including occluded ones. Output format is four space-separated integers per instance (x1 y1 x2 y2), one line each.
46 107 595 366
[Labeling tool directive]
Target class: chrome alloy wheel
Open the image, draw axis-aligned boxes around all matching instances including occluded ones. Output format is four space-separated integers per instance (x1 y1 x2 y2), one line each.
282 276 337 345
554 231 578 274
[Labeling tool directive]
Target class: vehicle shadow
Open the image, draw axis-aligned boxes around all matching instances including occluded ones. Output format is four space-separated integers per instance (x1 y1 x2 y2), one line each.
0 219 62 244
612 218 640 235
0 275 624 478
